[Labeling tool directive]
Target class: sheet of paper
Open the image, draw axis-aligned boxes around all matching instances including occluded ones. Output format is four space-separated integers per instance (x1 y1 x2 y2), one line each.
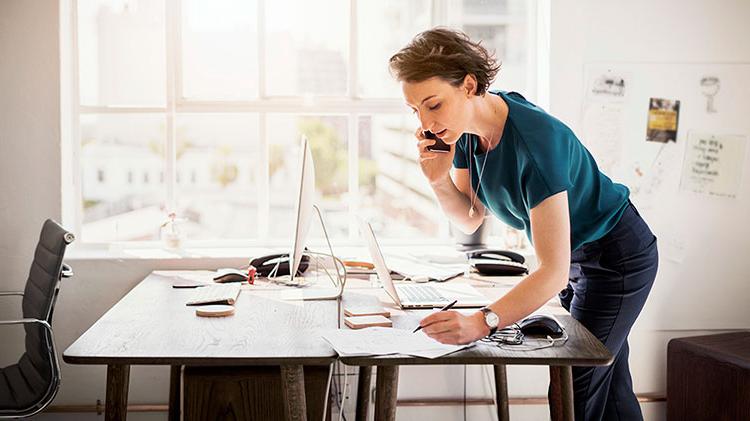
680 132 747 198
581 102 625 174
152 270 213 284
322 327 472 359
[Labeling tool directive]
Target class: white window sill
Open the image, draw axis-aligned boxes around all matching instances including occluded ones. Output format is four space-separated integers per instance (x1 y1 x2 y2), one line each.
65 240 536 263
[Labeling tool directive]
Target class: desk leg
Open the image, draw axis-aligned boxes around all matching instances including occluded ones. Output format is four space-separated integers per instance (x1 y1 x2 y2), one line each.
493 364 510 421
549 365 574 421
105 364 130 421
374 366 398 421
280 364 308 421
168 365 181 421
355 366 372 421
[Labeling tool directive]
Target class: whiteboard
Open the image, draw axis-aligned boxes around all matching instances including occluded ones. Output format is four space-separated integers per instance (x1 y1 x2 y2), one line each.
580 62 750 330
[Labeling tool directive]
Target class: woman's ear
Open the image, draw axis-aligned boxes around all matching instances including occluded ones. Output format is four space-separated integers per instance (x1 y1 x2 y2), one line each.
463 74 478 96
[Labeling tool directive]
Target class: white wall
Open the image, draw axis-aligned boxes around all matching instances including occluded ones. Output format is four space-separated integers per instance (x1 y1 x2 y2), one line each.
0 0 62 296
1 0 749 420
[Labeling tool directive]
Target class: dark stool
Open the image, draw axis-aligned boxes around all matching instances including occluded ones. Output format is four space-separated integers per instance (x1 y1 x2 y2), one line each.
667 332 750 421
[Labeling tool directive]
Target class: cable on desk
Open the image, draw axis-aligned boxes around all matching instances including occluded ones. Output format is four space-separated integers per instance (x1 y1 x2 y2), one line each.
479 325 569 351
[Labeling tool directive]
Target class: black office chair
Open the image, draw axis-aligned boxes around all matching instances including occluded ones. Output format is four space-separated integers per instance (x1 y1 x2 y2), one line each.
0 219 74 418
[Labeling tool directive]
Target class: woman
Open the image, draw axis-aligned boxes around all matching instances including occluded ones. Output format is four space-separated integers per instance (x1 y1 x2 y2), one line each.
389 28 658 421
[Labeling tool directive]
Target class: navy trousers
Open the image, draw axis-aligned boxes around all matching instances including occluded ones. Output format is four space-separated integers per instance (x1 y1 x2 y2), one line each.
558 201 658 421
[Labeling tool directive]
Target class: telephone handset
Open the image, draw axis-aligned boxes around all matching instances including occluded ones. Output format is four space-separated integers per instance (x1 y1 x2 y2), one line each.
250 253 310 277
424 131 451 153
467 249 529 276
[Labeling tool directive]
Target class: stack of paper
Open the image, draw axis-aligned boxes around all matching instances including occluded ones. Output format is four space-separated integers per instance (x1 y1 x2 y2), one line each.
322 327 472 359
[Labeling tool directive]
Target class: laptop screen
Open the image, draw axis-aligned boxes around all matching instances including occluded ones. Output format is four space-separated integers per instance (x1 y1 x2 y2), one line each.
360 221 402 307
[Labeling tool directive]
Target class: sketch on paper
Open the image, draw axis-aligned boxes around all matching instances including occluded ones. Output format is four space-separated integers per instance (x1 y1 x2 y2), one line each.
699 76 720 113
680 132 747 198
646 98 680 143
629 143 679 200
589 71 626 98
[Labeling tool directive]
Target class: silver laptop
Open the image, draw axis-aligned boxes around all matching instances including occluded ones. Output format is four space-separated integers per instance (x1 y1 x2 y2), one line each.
361 221 490 309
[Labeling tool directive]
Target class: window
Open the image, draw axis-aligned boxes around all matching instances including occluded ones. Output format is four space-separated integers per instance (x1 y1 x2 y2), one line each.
68 0 545 245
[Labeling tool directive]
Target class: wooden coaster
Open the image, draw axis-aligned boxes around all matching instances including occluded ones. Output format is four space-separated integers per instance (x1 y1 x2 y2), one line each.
195 305 235 317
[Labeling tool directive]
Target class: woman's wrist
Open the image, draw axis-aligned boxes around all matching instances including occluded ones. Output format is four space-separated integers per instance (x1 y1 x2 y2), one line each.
429 173 453 188
471 311 491 338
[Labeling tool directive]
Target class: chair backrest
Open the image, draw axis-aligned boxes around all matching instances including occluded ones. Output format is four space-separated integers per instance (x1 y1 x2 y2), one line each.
11 219 74 415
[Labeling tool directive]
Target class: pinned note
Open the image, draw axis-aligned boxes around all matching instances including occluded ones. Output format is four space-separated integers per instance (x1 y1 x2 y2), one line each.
680 132 747 198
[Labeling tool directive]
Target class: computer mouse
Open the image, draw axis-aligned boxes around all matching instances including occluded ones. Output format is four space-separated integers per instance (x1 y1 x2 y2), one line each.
410 275 430 283
213 269 248 283
517 315 564 337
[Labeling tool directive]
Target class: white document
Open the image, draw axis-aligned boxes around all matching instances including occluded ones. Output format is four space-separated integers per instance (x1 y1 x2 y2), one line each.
322 327 472 359
581 102 625 174
680 132 747 198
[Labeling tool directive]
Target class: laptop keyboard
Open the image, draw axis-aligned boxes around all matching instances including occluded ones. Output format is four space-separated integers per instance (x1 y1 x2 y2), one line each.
398 285 447 303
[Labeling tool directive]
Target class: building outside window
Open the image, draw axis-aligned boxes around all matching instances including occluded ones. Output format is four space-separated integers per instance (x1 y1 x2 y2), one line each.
68 0 545 246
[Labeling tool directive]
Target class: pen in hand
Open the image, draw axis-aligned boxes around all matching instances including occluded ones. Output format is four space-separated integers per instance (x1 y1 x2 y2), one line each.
412 299 458 333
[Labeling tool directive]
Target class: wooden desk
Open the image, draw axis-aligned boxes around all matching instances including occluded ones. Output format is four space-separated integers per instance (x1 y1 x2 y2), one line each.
339 290 613 421
63 271 611 421
63 272 339 421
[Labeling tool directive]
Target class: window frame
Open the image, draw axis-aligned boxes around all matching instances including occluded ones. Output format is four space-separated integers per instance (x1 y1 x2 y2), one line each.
63 0 549 248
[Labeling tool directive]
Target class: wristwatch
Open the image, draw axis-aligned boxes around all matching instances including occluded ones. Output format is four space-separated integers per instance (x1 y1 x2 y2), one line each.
479 307 500 335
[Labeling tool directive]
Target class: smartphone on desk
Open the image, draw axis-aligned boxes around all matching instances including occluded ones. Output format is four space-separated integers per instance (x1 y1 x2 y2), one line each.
424 130 451 153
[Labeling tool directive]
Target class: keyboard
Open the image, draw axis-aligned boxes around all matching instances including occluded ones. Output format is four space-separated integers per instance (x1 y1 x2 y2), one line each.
186 284 241 306
397 285 447 303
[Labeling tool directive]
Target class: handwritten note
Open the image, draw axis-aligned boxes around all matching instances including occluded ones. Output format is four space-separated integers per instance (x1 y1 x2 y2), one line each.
582 102 625 174
680 133 747 198
322 327 471 359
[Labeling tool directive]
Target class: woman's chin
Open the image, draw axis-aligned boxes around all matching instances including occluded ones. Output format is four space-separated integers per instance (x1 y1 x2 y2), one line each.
443 131 462 144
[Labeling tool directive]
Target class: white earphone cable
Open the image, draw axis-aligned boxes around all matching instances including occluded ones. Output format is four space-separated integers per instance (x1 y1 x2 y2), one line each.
468 136 490 218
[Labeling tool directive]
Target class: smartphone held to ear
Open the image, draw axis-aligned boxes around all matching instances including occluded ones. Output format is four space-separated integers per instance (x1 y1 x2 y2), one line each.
424 131 451 153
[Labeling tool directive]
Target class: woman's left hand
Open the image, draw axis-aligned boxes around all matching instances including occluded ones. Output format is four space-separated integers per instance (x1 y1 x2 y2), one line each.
419 311 490 345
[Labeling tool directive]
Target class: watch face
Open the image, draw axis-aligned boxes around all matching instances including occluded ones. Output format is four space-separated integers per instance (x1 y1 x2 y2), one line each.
486 312 499 327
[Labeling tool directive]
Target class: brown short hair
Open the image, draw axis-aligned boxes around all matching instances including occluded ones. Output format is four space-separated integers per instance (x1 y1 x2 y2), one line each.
389 27 500 96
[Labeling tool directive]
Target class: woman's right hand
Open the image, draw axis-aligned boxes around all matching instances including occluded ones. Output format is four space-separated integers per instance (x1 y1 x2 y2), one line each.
416 128 455 185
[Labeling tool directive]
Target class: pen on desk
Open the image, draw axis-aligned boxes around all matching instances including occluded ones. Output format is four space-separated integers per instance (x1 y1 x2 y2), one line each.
412 299 458 333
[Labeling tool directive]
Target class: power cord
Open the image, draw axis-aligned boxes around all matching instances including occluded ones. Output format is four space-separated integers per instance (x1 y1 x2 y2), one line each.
338 364 349 421
463 365 467 421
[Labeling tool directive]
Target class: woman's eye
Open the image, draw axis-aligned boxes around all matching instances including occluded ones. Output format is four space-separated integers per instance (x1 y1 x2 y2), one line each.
429 103 441 111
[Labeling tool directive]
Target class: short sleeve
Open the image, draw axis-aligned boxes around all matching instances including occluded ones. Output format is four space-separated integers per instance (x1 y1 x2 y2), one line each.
452 134 470 169
519 130 574 210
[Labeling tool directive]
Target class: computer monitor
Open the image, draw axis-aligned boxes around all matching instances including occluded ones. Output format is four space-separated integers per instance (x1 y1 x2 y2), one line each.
289 135 315 282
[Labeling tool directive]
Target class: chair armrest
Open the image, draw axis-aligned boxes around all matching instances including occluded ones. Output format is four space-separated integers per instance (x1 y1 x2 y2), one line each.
0 291 24 297
0 318 52 330
61 263 73 278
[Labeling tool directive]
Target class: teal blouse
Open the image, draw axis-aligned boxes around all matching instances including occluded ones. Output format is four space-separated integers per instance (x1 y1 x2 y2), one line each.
453 90 630 251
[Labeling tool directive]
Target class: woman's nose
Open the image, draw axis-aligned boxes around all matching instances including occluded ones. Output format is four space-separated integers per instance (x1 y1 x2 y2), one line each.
419 116 434 133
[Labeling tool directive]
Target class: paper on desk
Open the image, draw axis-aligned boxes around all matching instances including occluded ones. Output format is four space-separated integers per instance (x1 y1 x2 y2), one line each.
153 270 213 284
322 327 472 359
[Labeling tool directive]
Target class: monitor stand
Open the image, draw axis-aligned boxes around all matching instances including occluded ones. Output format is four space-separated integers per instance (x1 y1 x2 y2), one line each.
281 204 346 301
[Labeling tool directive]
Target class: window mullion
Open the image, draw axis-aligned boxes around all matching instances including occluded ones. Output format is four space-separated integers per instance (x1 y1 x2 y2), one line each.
347 0 359 239
257 0 270 241
165 0 179 213
174 0 184 103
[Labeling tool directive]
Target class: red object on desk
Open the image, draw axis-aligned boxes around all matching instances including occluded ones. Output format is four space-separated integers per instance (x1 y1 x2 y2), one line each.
246 265 257 285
